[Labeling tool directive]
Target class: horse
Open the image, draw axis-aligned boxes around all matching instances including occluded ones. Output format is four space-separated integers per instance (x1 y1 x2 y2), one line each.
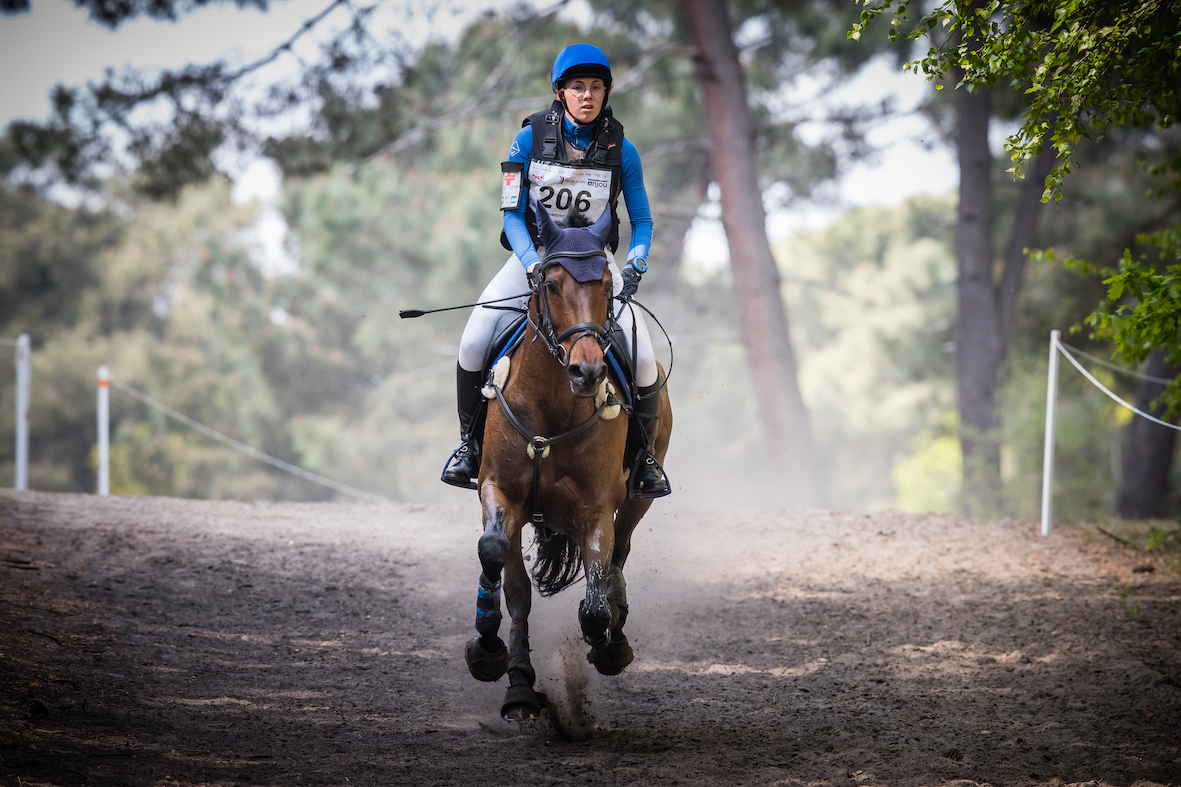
462 202 672 721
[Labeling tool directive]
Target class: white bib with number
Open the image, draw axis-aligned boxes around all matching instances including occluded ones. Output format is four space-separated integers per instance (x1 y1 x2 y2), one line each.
527 159 613 227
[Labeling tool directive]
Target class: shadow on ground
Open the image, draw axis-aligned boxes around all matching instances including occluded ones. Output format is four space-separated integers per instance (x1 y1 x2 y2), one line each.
1 492 1179 786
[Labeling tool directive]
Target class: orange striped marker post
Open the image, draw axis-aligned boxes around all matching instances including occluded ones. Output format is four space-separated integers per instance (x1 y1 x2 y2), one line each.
97 366 109 496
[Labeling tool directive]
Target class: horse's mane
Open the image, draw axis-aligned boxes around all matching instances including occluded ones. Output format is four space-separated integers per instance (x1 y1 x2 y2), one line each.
564 211 592 228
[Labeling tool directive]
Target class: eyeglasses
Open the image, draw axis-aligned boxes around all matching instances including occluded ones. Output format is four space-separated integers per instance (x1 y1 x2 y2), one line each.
565 81 606 98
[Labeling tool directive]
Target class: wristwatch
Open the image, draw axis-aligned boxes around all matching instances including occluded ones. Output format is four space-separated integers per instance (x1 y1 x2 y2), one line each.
631 257 648 273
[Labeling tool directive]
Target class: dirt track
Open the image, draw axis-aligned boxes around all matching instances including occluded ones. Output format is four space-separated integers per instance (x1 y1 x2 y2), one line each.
1 489 1179 787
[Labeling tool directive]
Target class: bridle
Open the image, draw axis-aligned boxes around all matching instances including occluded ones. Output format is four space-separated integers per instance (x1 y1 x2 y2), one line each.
527 251 619 377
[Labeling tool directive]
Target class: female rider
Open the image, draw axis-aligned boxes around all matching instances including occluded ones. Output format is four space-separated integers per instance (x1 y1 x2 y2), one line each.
443 43 668 499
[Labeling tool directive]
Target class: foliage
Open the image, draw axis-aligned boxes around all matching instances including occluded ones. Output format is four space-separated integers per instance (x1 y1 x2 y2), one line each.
1039 228 1181 416
850 0 1181 197
0 0 274 29
853 0 1181 496
1096 519 1181 575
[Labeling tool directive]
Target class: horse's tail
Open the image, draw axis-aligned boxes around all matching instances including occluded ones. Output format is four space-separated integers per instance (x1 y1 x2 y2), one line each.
531 523 583 597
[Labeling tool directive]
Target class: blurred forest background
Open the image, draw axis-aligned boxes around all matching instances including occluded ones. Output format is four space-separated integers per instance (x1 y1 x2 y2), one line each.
1 0 1178 521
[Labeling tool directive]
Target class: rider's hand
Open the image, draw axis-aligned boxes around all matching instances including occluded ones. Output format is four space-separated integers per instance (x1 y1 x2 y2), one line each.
526 262 540 289
619 264 642 300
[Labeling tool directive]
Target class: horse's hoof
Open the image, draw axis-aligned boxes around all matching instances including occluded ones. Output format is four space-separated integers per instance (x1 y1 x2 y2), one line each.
500 684 543 721
587 632 633 676
465 635 508 682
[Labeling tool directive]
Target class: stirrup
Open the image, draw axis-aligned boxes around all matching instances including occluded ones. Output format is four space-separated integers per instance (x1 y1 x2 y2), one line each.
628 454 671 500
441 444 479 490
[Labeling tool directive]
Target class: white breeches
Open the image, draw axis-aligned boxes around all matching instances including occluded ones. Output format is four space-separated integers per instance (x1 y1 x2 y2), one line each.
458 254 658 387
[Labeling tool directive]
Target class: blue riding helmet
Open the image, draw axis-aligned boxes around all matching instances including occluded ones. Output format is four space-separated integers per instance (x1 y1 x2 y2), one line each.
550 43 612 89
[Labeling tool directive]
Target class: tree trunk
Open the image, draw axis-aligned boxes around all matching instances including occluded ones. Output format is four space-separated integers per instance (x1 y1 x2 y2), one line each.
954 79 1002 515
997 143 1057 354
682 0 827 505
1117 350 1181 518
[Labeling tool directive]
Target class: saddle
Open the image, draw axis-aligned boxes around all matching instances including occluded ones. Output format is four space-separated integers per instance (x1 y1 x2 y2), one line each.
470 312 641 470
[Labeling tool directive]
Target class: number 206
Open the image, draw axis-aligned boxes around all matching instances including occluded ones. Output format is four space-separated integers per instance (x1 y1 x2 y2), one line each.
538 186 593 213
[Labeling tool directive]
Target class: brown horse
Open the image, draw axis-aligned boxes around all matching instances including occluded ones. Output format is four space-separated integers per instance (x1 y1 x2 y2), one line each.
463 205 672 721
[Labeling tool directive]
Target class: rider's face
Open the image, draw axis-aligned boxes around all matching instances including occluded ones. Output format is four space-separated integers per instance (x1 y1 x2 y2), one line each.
558 78 606 125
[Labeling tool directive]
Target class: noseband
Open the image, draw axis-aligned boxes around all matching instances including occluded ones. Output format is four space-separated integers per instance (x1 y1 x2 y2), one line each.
530 254 616 369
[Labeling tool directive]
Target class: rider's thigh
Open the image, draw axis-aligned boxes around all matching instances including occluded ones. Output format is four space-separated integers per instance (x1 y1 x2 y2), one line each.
607 260 659 388
459 255 529 372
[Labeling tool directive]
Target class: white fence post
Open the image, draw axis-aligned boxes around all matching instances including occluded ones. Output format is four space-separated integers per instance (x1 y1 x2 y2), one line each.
97 366 109 497
14 333 30 491
1040 330 1061 536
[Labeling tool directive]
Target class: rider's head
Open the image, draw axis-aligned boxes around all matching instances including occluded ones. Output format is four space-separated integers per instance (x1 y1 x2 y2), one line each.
551 43 612 127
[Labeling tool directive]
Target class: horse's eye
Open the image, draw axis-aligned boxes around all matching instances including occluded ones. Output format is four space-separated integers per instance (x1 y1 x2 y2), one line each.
544 280 559 294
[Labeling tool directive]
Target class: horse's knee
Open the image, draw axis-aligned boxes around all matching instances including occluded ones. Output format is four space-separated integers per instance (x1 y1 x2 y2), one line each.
579 597 612 649
478 530 509 581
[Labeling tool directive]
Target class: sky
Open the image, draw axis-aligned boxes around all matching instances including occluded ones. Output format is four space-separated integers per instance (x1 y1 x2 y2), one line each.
0 0 961 270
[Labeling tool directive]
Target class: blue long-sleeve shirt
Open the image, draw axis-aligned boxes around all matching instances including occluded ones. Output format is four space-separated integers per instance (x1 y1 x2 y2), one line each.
504 116 653 270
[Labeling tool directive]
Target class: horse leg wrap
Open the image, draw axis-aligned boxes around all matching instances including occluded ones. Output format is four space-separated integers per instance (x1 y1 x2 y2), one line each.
475 572 503 645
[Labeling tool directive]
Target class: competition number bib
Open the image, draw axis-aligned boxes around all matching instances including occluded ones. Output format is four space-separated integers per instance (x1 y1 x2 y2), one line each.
527 159 612 226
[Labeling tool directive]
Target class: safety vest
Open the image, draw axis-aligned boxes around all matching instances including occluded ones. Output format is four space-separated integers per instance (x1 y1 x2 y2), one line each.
501 100 626 252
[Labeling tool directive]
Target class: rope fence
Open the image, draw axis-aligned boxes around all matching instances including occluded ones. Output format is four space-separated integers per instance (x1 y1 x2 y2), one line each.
1041 330 1180 536
100 369 393 505
1059 341 1175 385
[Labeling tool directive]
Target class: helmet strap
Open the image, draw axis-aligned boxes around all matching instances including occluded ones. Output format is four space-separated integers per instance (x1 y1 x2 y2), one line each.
557 91 608 128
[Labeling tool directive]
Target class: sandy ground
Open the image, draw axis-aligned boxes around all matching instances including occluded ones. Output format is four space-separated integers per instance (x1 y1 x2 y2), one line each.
1 489 1179 787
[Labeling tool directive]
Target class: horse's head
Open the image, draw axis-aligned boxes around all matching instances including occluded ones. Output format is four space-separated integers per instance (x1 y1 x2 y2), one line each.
532 200 615 397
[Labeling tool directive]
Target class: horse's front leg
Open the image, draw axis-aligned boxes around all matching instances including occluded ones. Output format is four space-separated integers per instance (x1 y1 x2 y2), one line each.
464 482 542 721
500 517 541 721
464 483 512 684
585 516 637 676
579 511 617 651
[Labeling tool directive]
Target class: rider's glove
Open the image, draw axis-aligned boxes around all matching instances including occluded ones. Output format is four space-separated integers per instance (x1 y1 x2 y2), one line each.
526 262 540 290
620 262 644 300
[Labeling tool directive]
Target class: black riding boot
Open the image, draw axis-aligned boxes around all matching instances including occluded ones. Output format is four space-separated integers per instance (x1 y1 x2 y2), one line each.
442 365 485 489
630 383 670 499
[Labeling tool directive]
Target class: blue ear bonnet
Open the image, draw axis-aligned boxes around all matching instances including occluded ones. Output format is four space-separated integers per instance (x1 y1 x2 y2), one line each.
533 198 612 283
543 230 609 282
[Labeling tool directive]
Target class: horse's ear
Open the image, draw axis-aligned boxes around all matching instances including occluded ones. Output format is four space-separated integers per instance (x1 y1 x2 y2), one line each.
532 196 563 249
588 204 611 245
